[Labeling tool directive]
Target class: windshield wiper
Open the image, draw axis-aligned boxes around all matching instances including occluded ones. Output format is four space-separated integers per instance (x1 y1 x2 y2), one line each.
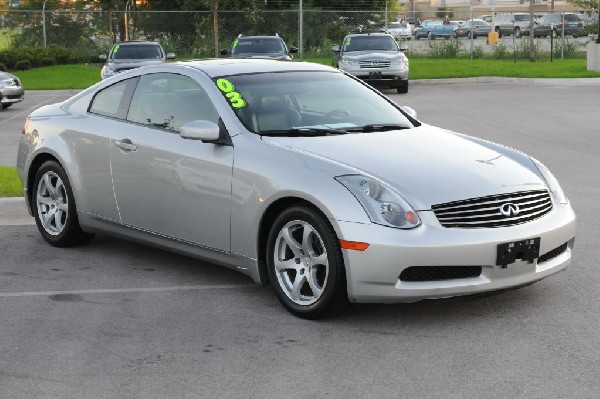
346 124 410 133
259 127 347 137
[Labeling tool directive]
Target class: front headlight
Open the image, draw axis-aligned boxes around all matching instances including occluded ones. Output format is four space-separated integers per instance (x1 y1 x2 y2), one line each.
531 157 568 204
101 65 115 78
392 55 409 67
336 175 421 229
0 78 15 88
339 58 358 67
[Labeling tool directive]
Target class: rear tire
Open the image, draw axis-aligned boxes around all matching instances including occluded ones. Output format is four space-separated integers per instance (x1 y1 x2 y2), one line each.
495 27 502 38
266 206 348 319
428 32 435 40
32 160 95 247
514 27 521 38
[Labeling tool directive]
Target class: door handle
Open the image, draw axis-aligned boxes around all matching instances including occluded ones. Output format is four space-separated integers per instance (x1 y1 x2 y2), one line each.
115 139 137 152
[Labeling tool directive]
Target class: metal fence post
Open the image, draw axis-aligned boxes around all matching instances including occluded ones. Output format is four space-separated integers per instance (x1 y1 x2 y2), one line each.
299 0 303 57
42 0 47 48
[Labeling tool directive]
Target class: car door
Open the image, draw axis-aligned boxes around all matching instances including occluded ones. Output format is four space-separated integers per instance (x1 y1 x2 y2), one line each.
109 72 233 251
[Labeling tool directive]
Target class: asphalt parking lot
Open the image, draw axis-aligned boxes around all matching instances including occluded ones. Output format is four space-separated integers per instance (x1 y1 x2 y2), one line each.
1 81 600 398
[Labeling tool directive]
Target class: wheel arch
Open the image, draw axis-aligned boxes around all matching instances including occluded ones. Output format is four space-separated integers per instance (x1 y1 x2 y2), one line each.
256 196 335 285
26 152 63 211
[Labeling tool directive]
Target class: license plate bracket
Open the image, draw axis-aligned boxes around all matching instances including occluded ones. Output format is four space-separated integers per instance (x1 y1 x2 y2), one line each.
496 237 541 268
369 71 382 78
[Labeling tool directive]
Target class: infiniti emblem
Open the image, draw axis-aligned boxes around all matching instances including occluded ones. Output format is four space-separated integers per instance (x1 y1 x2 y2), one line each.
500 203 520 217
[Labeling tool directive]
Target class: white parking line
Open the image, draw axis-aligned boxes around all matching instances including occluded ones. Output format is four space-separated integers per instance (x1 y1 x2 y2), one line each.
0 284 257 298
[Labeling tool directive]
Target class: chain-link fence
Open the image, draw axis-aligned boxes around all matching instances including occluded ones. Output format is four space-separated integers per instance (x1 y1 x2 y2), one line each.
0 8 598 65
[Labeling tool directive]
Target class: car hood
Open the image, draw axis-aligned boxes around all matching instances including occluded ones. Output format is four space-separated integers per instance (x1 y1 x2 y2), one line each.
263 124 546 210
107 59 165 70
232 54 291 60
341 51 401 60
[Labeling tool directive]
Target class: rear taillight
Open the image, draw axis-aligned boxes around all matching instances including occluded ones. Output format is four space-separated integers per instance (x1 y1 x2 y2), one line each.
22 115 30 135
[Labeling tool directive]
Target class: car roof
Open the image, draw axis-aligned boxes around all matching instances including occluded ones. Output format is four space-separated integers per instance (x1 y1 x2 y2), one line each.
174 59 336 78
112 41 162 47
346 32 392 38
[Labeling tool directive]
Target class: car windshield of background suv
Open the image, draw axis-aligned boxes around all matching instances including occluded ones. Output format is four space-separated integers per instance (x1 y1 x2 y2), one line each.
112 45 162 60
231 39 286 56
343 37 398 52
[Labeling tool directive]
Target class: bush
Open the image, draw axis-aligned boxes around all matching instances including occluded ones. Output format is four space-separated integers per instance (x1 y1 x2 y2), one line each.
40 57 57 67
0 46 77 69
552 38 581 59
471 45 484 59
15 60 32 70
492 43 509 59
0 63 6 72
427 38 461 58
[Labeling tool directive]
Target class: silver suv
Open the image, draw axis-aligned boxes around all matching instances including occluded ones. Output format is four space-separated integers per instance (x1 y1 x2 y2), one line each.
99 41 175 80
332 33 409 94
495 13 532 38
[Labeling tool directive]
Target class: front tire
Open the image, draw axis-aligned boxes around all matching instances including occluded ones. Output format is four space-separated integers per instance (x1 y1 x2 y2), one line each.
32 160 94 247
428 32 435 40
396 80 409 94
514 27 522 38
266 206 348 319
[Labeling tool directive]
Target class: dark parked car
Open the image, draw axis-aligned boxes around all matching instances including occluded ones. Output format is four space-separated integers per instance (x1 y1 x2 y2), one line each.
454 19 493 38
0 71 24 109
535 13 584 37
99 41 175 80
495 13 533 38
220 34 297 61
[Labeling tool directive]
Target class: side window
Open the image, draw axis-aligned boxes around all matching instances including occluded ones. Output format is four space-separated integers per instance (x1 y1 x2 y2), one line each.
127 73 220 132
89 78 137 119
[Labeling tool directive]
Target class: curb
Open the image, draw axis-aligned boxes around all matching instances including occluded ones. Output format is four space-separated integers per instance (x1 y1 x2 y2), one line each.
411 76 600 86
0 197 33 225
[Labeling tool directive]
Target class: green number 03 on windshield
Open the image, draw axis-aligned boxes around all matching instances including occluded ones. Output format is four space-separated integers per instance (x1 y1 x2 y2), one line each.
216 78 247 109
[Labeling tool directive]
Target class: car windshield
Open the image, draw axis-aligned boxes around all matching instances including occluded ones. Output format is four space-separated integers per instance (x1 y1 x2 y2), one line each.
231 38 286 55
564 14 581 21
343 36 398 52
213 71 414 136
111 44 162 60
514 15 530 21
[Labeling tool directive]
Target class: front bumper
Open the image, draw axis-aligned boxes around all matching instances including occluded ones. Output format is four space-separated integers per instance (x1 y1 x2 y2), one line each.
0 87 24 105
334 203 576 303
340 65 408 87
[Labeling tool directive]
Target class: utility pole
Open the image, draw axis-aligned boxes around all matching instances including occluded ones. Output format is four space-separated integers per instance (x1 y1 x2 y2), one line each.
528 0 535 61
42 0 47 48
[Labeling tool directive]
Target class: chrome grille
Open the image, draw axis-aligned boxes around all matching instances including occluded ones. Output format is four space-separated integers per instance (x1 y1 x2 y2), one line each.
432 190 553 228
359 60 390 69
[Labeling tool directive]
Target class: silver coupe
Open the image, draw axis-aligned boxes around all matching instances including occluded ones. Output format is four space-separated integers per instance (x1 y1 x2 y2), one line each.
16 60 576 319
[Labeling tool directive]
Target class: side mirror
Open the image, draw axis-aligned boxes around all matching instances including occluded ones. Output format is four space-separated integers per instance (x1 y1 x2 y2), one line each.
99 54 108 61
331 45 340 53
399 43 409 52
180 120 232 145
220 48 229 56
166 53 176 60
401 106 417 120
289 46 298 53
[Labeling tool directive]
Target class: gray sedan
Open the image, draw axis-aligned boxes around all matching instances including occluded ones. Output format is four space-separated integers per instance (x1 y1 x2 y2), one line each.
16 60 576 319
0 71 24 109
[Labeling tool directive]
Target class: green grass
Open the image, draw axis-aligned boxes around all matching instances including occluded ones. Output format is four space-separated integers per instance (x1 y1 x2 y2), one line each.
301 57 600 79
0 166 23 197
14 64 102 90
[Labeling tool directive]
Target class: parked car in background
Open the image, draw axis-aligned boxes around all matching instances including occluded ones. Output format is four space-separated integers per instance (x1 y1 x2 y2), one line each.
414 19 456 39
480 15 493 24
454 19 493 38
99 41 175 80
16 59 577 319
332 32 409 93
536 13 585 37
220 34 297 60
385 21 412 40
495 13 533 38
0 71 24 109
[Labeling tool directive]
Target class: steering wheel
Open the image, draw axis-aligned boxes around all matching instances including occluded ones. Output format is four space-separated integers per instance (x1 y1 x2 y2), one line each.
321 109 350 124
